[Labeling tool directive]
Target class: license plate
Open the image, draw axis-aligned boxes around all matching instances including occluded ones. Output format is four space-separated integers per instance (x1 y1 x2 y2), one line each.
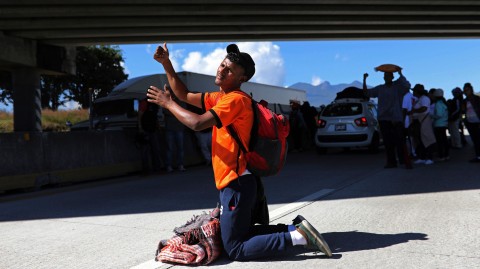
335 124 346 131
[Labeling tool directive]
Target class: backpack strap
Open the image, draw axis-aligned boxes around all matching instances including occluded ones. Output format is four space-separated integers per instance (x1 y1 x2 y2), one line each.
227 125 246 176
248 99 259 150
226 91 258 154
227 125 248 154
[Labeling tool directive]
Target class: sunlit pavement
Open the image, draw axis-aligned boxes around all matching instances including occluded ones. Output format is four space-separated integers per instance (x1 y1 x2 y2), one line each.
1 143 479 269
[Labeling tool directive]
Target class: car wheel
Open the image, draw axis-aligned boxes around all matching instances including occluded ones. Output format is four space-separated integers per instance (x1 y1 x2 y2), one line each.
316 146 327 154
368 132 380 153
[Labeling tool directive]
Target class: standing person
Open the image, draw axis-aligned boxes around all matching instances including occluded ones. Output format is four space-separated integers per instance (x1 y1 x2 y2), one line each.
363 67 411 168
410 84 436 165
147 42 332 261
428 88 437 118
315 104 326 124
431 89 450 161
137 99 164 175
448 87 463 149
188 103 213 166
289 100 307 152
164 97 187 172
195 127 212 165
402 89 417 160
301 101 318 149
461 83 480 163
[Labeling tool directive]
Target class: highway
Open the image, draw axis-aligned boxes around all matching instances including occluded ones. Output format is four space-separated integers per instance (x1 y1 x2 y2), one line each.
1 145 479 269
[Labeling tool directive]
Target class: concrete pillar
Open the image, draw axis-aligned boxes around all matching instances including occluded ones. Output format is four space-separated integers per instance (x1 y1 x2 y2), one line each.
12 68 42 132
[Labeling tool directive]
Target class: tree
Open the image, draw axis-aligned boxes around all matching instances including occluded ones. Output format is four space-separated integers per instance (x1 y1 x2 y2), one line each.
0 71 13 107
66 45 128 108
41 74 73 110
1 45 128 110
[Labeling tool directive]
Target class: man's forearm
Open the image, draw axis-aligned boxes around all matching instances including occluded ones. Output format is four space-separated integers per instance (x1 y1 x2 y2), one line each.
396 75 411 90
362 73 368 94
162 60 189 102
165 101 213 131
363 79 368 95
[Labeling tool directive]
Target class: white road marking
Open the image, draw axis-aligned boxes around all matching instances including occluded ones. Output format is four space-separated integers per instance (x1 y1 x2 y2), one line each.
130 188 335 269
269 188 335 221
130 258 171 269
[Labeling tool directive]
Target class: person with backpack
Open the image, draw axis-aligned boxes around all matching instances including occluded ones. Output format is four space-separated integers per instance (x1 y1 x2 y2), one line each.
147 42 332 262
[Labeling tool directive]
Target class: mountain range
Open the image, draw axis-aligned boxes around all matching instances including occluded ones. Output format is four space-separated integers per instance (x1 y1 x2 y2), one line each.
289 80 367 107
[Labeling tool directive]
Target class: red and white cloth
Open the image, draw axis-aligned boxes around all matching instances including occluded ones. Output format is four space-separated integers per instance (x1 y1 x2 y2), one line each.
156 218 222 265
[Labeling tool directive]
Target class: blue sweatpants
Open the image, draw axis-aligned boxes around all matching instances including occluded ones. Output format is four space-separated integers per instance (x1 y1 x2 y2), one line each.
219 174 293 261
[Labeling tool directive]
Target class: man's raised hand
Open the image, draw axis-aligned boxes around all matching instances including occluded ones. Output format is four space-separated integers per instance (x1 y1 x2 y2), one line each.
153 42 169 64
147 84 172 108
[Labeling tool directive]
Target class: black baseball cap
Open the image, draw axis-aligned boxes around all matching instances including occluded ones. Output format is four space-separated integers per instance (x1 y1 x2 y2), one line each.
226 44 255 81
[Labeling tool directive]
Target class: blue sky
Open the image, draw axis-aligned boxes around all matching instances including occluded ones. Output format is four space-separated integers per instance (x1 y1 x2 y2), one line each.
120 39 480 106
1 39 479 111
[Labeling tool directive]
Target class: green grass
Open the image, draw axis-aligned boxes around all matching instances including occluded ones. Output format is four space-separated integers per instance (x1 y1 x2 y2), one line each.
0 109 89 133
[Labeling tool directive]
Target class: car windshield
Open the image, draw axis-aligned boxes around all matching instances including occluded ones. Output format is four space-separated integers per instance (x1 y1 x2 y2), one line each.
93 99 136 117
322 103 363 117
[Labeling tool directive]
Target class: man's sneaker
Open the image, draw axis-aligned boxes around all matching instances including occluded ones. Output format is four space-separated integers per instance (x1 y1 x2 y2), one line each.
296 219 333 257
178 165 187 172
425 159 434 165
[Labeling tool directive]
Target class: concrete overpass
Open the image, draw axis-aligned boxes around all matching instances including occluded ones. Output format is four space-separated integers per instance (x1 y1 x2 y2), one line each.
1 0 480 131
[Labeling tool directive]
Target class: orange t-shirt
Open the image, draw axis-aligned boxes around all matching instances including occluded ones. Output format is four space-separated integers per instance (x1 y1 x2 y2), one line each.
202 90 254 190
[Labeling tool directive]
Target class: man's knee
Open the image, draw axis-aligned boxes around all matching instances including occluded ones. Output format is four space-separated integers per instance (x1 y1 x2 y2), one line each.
224 244 247 261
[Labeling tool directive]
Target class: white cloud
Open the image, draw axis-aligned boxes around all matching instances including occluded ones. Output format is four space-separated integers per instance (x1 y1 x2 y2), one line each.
120 61 130 75
334 53 349 62
169 49 183 71
181 42 285 87
238 42 285 86
311 75 322 86
0 103 12 112
59 99 81 111
182 48 225 76
147 44 182 71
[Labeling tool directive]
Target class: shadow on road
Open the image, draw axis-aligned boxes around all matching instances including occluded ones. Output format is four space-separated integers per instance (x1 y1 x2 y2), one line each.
323 230 428 253
0 143 478 222
207 230 428 265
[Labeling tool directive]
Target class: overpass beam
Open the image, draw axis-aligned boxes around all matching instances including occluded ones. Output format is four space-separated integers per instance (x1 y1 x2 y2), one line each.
0 34 76 74
0 34 76 132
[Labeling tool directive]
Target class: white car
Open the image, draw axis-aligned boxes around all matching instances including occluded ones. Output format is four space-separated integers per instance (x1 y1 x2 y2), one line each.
315 98 381 153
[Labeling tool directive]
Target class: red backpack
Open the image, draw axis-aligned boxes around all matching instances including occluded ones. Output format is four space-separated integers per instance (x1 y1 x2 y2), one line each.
227 95 290 177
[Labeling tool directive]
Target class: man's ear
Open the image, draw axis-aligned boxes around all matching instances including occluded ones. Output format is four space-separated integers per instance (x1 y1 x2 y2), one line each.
239 75 247 83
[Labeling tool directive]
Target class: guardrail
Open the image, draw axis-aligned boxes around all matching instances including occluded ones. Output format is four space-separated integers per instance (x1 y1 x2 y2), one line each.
0 130 204 192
